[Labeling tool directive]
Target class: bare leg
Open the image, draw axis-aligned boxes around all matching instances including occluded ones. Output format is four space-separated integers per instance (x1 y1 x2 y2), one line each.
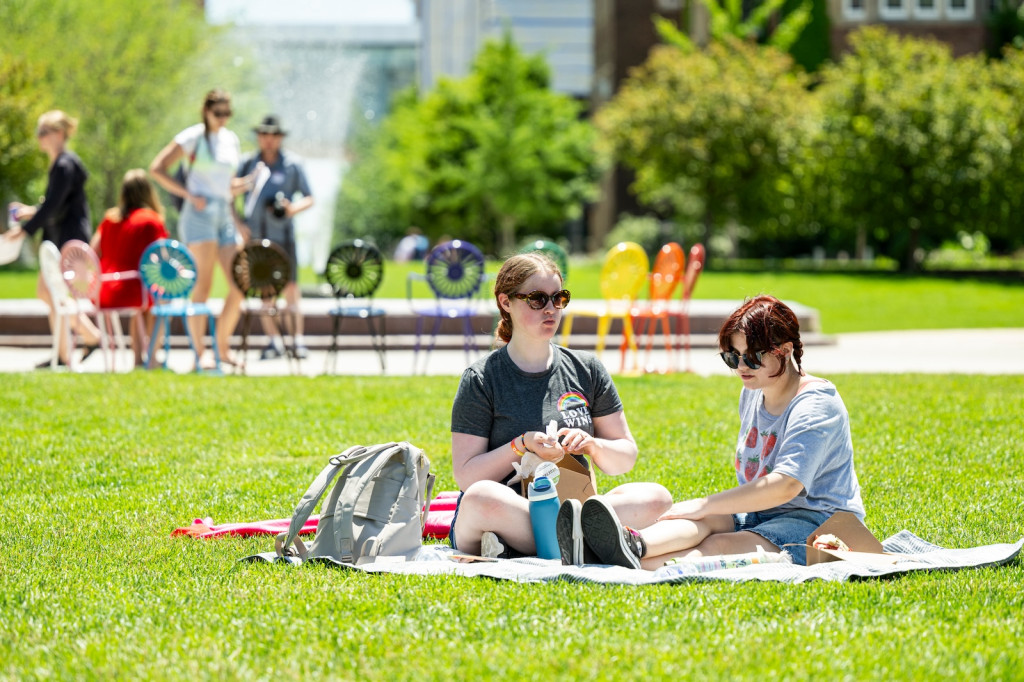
186 240 219 361
601 481 673 528
37 275 66 364
131 310 155 367
641 529 780 571
450 480 534 555
215 242 243 364
284 282 304 338
636 514 735 569
258 282 303 349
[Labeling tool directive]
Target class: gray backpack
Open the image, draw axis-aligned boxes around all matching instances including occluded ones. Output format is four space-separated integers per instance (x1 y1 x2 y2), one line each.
252 442 434 566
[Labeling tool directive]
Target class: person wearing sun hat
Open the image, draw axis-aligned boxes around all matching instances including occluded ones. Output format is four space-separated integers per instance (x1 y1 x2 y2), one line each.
235 114 315 360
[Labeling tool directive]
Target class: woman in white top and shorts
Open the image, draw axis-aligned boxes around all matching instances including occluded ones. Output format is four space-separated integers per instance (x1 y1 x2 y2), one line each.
150 89 248 367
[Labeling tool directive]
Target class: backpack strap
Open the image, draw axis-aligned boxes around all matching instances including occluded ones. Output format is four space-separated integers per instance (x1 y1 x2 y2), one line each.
332 442 425 563
275 443 371 560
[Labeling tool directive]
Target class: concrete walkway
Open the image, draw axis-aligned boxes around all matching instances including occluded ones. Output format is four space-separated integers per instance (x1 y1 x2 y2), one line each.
4 328 1022 377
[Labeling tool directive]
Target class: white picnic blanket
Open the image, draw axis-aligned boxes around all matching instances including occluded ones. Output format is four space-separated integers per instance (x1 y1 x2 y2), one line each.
249 531 1023 584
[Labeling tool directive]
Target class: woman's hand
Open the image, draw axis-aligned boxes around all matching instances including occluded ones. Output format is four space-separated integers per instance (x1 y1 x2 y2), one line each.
10 202 35 221
189 194 207 211
523 431 565 462
658 497 709 521
556 428 597 457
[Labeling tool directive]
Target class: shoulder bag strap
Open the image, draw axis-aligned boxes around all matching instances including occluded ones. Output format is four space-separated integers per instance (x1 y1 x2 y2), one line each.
275 444 369 559
332 442 425 563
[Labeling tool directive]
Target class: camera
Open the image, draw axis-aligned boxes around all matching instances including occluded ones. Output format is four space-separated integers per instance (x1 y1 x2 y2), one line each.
267 191 287 218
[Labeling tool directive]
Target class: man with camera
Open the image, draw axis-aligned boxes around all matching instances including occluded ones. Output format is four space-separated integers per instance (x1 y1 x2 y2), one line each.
236 115 315 360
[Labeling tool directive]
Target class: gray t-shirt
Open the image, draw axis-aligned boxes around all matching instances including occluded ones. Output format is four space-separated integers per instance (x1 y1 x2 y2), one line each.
451 344 623 493
236 150 313 243
734 380 865 519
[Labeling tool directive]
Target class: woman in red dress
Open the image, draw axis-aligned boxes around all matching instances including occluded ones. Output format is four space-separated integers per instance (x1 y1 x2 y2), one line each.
91 168 169 366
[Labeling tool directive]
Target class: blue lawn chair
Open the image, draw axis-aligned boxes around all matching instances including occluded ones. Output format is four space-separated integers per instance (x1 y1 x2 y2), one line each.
139 239 219 372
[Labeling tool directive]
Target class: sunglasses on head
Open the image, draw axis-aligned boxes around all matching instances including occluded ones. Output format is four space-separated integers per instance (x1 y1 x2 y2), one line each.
719 349 769 370
513 289 571 310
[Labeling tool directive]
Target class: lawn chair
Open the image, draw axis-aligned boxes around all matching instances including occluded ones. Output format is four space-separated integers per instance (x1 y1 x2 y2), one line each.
560 241 649 373
39 240 88 371
61 239 144 373
407 239 486 374
671 243 706 373
519 238 569 281
139 238 219 372
628 242 685 374
231 239 297 375
323 239 387 374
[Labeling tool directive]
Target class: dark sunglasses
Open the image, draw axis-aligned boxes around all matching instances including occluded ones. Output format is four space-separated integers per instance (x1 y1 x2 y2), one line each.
513 289 571 310
719 349 769 370
211 109 233 119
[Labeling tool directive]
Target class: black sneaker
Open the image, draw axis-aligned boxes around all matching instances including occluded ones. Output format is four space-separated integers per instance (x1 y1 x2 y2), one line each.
556 499 601 566
260 344 283 360
580 497 646 569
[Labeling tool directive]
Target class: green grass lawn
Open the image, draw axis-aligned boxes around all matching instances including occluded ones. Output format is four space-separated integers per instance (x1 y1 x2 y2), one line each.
1 372 1021 679
3 256 1022 334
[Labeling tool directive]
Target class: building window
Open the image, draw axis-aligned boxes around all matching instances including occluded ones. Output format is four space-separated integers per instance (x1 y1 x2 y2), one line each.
947 0 974 19
842 0 867 20
879 0 910 19
913 0 940 18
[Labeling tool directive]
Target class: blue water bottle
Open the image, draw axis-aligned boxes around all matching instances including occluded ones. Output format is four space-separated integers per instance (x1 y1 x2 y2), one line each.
528 475 560 560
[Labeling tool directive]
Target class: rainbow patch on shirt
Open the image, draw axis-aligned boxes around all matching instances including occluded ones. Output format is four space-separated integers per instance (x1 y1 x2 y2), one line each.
557 392 589 410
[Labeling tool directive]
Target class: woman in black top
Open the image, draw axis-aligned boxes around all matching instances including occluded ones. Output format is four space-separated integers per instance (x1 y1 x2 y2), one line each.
5 110 100 366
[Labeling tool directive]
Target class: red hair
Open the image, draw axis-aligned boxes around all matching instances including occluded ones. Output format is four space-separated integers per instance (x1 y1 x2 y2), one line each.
718 295 803 378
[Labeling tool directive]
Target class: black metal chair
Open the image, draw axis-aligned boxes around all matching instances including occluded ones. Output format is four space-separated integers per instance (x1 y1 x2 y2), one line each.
323 239 387 374
231 239 296 374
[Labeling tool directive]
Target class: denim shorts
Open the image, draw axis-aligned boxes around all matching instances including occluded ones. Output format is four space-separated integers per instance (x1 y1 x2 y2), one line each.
447 491 465 551
179 196 237 247
734 508 830 566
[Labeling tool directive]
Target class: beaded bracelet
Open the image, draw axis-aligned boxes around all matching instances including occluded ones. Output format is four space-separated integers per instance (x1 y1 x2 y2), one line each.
511 434 526 457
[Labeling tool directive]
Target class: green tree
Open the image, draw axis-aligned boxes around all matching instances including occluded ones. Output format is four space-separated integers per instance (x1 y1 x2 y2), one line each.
596 38 815 252
655 0 813 53
0 0 221 220
336 33 599 256
0 56 44 209
815 27 1007 270
979 46 1024 254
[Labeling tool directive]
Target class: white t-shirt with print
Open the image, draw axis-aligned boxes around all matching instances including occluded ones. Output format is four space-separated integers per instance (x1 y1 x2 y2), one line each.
174 123 240 201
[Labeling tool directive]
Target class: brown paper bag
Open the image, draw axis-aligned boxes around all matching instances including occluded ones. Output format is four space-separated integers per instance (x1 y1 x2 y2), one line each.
520 454 597 504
